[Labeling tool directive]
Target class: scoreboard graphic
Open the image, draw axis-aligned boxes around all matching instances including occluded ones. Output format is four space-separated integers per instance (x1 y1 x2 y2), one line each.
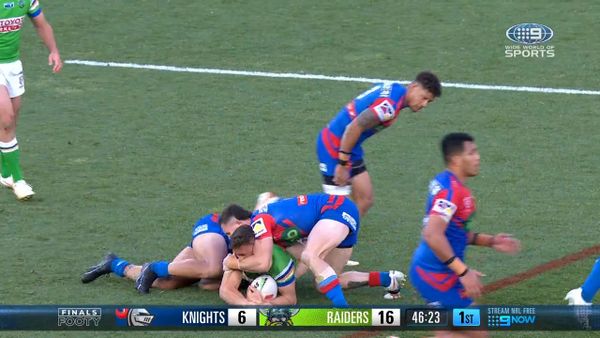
0 306 598 330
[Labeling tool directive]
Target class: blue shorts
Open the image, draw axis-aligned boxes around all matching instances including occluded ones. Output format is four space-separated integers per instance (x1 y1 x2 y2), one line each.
316 129 366 181
409 263 473 307
318 196 360 248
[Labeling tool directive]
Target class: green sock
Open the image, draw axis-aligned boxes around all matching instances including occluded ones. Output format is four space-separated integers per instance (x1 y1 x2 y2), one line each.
2 149 23 182
0 152 10 178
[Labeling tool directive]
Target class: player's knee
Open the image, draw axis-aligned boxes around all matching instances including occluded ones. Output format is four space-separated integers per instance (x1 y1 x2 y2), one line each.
199 280 221 291
204 263 224 279
357 195 374 215
0 110 15 129
154 279 180 290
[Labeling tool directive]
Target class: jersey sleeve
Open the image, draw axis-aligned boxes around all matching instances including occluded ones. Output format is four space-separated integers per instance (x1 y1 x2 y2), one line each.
368 82 405 124
251 214 274 240
28 0 42 18
428 189 460 223
270 247 296 287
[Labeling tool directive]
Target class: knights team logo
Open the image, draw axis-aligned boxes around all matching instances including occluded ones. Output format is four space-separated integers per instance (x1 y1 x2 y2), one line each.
115 308 155 327
259 308 300 326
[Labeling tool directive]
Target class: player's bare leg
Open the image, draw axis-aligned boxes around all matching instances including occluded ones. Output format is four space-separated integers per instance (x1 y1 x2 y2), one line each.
350 171 374 217
301 219 350 307
198 278 221 291
286 243 310 277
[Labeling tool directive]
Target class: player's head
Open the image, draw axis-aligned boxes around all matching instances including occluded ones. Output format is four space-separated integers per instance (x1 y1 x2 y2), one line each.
230 224 255 258
220 204 252 236
441 132 480 177
406 71 441 112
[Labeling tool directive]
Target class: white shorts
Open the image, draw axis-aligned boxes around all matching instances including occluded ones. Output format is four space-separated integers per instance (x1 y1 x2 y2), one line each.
0 60 24 98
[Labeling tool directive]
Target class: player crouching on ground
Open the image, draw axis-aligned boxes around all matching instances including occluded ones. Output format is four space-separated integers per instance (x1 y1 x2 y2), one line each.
81 204 252 292
220 225 297 305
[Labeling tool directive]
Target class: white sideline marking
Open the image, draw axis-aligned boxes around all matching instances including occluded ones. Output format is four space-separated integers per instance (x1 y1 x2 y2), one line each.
65 59 600 95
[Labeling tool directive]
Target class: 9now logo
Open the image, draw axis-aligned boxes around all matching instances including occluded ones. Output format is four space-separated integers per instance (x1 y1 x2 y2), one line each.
506 23 553 44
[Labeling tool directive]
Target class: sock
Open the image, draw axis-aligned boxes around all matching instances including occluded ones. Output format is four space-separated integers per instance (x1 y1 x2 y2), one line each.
0 152 9 178
111 258 130 278
581 258 600 302
318 275 348 307
151 261 170 278
0 138 22 181
368 271 392 287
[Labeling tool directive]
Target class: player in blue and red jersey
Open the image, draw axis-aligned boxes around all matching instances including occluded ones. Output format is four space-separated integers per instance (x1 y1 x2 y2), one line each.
316 72 441 219
409 133 520 323
81 204 252 293
225 193 407 306
224 193 361 306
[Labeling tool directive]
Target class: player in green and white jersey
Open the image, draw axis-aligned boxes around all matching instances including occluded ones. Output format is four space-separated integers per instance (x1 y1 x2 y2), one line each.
0 0 62 200
220 225 297 306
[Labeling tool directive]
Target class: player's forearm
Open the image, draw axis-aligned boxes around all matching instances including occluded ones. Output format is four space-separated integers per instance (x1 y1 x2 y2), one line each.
238 254 272 273
423 231 468 275
220 287 252 305
468 232 495 247
268 287 297 305
338 123 363 159
34 22 59 54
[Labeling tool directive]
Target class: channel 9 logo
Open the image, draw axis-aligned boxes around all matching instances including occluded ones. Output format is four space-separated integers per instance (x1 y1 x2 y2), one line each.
488 315 536 328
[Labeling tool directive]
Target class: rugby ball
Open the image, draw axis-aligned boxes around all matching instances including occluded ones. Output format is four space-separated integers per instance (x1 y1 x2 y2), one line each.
251 275 278 300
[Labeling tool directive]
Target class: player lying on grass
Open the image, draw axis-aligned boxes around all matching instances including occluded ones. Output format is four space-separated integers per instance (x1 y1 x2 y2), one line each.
220 224 297 305
224 193 405 307
81 204 252 292
409 133 521 338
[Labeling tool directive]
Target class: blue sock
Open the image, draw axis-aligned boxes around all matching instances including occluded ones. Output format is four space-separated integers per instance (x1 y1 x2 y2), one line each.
318 275 348 307
151 261 170 278
581 258 600 302
111 258 130 277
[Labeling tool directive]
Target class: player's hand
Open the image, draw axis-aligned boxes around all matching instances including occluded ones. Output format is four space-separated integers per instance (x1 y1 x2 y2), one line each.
491 233 521 254
48 51 62 73
333 164 350 186
246 286 265 304
459 268 484 299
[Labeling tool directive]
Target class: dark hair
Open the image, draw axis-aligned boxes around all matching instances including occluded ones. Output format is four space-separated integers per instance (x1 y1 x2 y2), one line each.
220 204 252 225
415 71 442 97
231 225 255 250
441 133 474 164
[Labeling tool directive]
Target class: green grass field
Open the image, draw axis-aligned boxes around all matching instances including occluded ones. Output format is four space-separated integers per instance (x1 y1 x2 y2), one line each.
1 0 599 337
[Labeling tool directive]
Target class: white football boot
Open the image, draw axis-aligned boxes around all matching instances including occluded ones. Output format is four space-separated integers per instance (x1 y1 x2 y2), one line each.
565 288 592 306
383 270 407 300
0 175 14 189
13 179 35 200
345 259 360 266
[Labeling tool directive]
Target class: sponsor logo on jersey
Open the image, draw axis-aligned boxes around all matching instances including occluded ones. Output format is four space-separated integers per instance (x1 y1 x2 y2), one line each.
192 224 209 236
431 198 457 222
0 16 23 33
429 180 442 195
342 212 357 231
4 2 14 9
297 195 307 206
372 99 395 121
251 217 267 237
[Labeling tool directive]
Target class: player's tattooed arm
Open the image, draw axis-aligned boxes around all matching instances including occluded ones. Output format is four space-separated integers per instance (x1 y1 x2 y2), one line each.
355 108 381 130
339 108 380 157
